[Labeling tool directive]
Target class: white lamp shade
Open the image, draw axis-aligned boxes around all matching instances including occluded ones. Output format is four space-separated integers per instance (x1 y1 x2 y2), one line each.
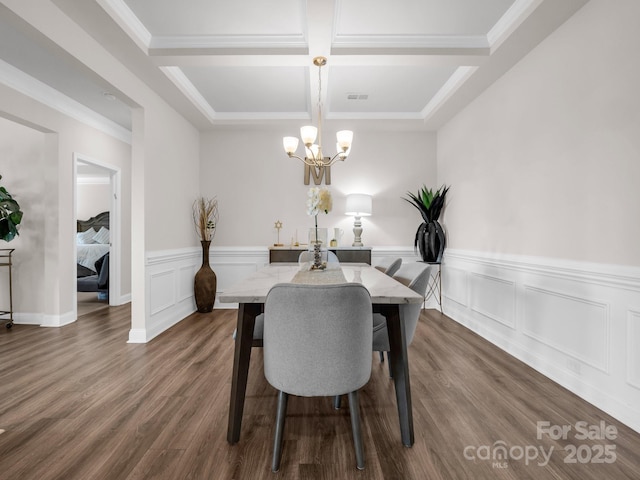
336 130 353 150
345 193 372 216
305 144 320 160
300 126 318 146
283 136 299 154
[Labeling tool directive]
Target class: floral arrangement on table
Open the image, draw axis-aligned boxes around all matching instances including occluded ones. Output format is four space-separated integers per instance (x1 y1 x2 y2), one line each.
306 187 332 269
306 186 332 243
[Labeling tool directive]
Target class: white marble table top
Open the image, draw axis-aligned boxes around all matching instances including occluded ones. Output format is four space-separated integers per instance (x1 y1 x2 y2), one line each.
219 263 424 305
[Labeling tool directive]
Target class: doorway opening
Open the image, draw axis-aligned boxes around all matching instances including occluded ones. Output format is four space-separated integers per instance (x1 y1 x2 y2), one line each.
73 153 122 319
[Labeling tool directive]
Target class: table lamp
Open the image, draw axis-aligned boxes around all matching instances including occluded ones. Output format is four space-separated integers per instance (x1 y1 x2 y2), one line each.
345 194 372 246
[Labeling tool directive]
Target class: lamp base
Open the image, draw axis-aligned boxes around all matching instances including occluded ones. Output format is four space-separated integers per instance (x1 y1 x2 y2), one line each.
352 216 363 247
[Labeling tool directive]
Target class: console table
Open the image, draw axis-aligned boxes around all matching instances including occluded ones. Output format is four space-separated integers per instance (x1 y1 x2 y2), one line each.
269 246 371 264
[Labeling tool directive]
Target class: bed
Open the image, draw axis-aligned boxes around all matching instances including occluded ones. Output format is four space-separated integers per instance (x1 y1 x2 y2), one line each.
76 211 110 278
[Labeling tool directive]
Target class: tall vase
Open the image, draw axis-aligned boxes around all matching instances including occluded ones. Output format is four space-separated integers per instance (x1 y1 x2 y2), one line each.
194 240 217 312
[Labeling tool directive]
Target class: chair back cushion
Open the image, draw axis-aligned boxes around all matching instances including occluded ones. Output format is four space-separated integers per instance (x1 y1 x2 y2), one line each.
373 262 432 352
374 257 402 277
263 283 372 397
393 263 432 345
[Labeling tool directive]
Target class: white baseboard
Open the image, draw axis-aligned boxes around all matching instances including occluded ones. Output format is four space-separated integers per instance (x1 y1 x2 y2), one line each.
442 249 640 433
13 311 75 327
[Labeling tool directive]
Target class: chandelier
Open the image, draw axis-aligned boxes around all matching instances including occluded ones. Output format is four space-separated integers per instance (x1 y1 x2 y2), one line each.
283 56 353 169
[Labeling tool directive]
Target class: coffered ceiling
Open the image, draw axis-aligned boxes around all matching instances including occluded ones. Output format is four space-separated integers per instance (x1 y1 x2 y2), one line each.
0 0 589 134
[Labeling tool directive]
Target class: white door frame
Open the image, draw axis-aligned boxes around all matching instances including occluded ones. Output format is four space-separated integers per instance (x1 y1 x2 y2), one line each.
72 153 122 315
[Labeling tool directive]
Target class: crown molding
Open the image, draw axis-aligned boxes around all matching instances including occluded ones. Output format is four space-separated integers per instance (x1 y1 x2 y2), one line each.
96 0 152 52
150 34 307 51
332 33 489 50
159 66 217 122
421 66 478 122
487 0 544 51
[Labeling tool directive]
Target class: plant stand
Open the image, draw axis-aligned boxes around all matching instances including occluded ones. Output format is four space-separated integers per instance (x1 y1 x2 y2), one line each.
421 261 442 313
0 249 15 329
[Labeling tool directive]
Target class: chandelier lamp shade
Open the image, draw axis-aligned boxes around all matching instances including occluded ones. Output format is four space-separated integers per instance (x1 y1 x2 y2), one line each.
283 56 354 168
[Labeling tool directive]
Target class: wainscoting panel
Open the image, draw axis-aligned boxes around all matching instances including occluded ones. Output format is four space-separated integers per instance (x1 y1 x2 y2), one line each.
442 265 468 308
139 247 269 342
178 265 198 303
149 269 177 316
443 249 640 433
522 285 609 372
470 272 516 328
628 309 640 389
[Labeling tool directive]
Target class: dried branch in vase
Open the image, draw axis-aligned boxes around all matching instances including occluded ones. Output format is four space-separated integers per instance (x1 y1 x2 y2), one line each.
192 197 219 242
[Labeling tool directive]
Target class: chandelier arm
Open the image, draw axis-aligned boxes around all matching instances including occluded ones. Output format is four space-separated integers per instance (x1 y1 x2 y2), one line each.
325 153 347 166
289 153 318 167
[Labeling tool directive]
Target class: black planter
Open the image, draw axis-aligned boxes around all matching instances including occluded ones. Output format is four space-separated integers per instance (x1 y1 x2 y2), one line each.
416 220 445 263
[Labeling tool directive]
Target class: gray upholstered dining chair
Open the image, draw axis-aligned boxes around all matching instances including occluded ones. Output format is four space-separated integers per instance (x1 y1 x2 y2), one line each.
230 250 341 346
374 256 402 277
263 283 373 472
334 262 431 410
373 262 431 370
298 250 339 264
374 257 402 362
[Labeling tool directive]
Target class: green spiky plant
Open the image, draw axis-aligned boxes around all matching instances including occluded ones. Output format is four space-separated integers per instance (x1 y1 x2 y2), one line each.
0 175 23 242
403 185 449 263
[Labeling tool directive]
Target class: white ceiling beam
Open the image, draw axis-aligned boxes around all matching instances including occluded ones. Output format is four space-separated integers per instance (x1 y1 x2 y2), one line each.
150 54 487 68
305 0 335 123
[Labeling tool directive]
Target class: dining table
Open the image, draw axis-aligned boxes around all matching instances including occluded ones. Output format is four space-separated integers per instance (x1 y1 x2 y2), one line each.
219 262 424 447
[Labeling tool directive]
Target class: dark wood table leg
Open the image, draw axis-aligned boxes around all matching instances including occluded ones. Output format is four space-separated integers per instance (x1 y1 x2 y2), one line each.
377 304 414 447
227 302 261 444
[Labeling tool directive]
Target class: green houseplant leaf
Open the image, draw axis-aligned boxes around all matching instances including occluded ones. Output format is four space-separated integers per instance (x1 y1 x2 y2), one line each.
0 175 23 242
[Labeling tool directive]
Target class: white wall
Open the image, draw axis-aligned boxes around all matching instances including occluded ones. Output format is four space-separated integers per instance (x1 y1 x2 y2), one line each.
438 0 640 267
76 182 110 221
437 0 640 431
0 85 132 324
200 127 437 248
143 100 200 252
0 116 46 315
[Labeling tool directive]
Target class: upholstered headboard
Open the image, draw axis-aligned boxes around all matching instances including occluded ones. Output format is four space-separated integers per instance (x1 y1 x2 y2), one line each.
77 211 110 232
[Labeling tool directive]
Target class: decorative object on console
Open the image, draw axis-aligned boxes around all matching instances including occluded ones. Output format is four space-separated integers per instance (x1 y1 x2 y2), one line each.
0 175 23 242
306 187 332 270
192 197 219 313
282 56 354 186
345 194 372 247
404 184 449 263
330 227 343 247
273 220 284 246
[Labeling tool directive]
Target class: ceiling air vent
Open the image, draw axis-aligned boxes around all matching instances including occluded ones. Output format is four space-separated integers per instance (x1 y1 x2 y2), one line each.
347 93 368 100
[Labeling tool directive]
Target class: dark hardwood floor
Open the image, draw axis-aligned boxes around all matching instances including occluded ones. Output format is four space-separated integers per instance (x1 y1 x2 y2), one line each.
0 306 638 479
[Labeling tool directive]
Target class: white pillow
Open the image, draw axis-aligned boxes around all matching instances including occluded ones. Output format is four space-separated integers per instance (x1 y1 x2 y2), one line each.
93 227 110 244
77 228 96 244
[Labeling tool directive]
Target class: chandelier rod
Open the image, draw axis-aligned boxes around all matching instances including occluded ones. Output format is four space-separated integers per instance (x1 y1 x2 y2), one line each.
316 56 323 159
